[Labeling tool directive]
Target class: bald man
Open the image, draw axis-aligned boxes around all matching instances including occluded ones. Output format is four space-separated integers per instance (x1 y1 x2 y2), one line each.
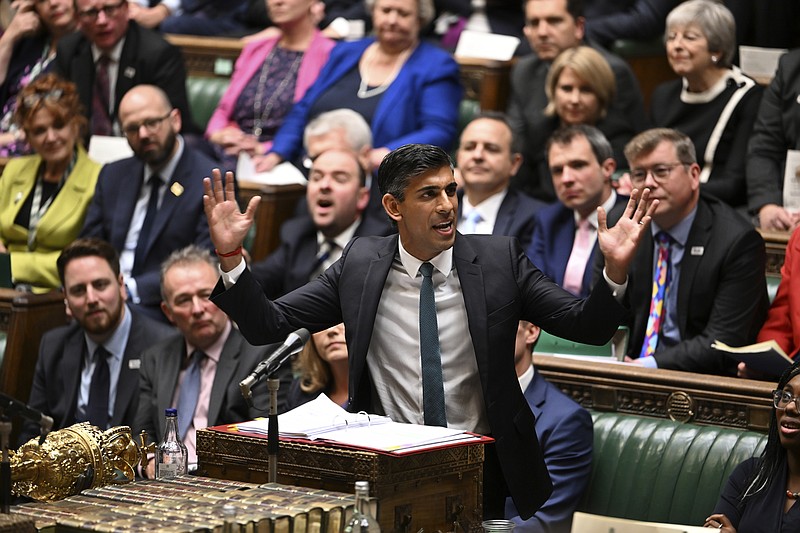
81 84 221 321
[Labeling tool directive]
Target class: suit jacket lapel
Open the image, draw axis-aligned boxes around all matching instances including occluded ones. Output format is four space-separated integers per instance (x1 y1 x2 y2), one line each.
525 371 547 420
111 311 145 426
493 191 516 237
143 150 187 257
207 327 242 426
452 236 488 380
75 41 94 122
350 235 396 401
158 337 183 425
115 26 138 111
60 330 86 428
112 161 144 250
677 201 712 334
552 208 575 287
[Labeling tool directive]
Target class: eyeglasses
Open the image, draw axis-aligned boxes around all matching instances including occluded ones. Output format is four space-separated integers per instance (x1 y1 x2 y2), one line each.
629 162 689 186
77 0 125 21
21 88 64 109
122 113 171 137
773 389 800 410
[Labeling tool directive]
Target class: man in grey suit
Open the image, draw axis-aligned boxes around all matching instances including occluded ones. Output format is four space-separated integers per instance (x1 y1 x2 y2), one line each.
204 143 656 518
134 246 287 477
20 238 173 445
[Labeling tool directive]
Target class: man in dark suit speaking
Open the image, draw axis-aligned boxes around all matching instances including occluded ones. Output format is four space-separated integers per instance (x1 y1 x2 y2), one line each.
204 144 656 518
81 85 218 321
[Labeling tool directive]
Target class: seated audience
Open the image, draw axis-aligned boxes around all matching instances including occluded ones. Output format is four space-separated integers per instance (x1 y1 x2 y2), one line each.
0 0 76 155
529 125 626 298
287 323 348 409
20 238 173 445
135 246 287 475
505 320 592 533
255 0 462 173
746 48 800 231
507 0 646 202
127 0 248 36
544 46 632 170
250 147 393 298
583 0 679 48
650 0 761 211
455 112 545 251
80 84 218 321
0 74 102 291
598 128 768 375
205 0 335 171
53 0 198 137
706 359 800 532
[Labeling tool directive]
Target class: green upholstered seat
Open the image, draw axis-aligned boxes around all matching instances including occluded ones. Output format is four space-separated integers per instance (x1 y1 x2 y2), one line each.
581 412 767 526
186 76 231 131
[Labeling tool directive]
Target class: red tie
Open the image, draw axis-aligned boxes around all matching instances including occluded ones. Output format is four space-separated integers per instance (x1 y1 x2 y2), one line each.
92 55 113 136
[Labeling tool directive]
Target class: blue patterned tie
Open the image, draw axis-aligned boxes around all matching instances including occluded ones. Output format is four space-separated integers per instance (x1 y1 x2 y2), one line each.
639 232 671 359
419 262 447 426
177 350 204 440
461 209 483 234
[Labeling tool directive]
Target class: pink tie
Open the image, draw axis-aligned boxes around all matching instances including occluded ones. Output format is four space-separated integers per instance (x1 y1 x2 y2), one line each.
563 218 592 296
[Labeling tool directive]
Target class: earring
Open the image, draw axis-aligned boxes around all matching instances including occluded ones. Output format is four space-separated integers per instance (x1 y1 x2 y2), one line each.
711 56 719 64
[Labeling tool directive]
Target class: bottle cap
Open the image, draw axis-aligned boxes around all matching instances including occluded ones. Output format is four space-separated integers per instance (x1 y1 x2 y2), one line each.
165 408 177 416
355 480 369 491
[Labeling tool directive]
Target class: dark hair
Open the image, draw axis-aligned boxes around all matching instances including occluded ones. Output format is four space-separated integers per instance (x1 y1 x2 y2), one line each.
524 0 584 19
15 73 87 139
546 124 614 165
57 238 120 286
466 111 522 155
377 144 453 201
741 359 800 502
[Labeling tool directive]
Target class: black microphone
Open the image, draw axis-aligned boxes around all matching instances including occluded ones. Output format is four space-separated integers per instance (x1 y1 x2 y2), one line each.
240 328 310 402
0 392 54 437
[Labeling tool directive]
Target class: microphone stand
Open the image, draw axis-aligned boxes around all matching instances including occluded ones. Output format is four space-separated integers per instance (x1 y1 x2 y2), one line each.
267 375 280 484
0 414 11 514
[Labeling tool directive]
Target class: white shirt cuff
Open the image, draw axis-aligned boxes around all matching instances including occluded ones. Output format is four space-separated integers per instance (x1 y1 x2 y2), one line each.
638 355 658 369
220 257 247 288
602 267 627 302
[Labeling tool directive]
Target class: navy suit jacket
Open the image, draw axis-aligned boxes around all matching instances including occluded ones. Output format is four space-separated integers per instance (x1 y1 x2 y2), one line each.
80 144 218 310
457 188 545 251
251 213 394 299
599 195 769 374
528 195 627 298
505 370 593 533
20 308 174 445
133 327 289 444
52 21 198 134
212 233 626 519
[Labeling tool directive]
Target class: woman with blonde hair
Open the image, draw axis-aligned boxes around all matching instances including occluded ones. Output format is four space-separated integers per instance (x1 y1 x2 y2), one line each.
288 323 349 409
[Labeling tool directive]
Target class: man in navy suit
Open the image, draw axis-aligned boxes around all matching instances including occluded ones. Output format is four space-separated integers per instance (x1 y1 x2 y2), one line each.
528 125 626 297
455 113 545 251
204 143 656 518
505 320 593 533
20 238 173 445
81 85 219 320
251 148 393 299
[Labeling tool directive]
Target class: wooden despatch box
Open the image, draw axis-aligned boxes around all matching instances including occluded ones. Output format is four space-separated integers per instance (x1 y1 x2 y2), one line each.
197 427 485 533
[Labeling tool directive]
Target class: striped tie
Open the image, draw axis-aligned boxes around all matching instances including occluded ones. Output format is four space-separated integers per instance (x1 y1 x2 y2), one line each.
639 232 671 359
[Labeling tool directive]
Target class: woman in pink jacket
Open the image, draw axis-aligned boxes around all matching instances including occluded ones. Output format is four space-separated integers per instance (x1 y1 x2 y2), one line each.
205 0 334 170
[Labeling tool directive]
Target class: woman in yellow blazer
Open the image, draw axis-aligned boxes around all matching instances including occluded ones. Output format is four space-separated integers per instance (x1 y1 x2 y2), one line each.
0 74 101 291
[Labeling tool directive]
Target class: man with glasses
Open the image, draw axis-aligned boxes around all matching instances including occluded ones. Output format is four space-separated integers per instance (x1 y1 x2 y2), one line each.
81 85 219 321
597 127 769 375
506 0 645 202
53 0 197 137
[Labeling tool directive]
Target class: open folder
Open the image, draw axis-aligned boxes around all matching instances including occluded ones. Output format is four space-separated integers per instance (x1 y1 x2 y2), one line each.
233 394 486 455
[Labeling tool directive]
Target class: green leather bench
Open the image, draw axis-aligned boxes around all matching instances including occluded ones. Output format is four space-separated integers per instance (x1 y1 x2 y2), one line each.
580 411 768 527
